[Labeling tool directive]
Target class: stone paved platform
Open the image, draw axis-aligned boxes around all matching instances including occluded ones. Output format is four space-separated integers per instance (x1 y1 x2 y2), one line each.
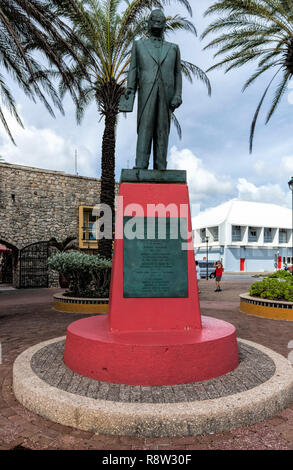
31 340 275 403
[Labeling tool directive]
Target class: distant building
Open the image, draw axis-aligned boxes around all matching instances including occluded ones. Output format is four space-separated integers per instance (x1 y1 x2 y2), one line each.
192 200 292 273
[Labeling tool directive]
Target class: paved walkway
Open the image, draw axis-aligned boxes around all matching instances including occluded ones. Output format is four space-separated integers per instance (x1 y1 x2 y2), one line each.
0 280 293 450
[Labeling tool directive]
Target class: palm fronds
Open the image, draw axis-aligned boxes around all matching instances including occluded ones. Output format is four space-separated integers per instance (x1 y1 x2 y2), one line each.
0 0 92 142
202 0 293 151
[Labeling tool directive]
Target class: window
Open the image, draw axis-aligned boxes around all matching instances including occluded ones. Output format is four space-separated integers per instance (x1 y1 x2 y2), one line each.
248 227 257 242
209 226 219 242
79 206 98 249
232 225 242 242
200 228 206 243
279 229 287 244
264 227 272 243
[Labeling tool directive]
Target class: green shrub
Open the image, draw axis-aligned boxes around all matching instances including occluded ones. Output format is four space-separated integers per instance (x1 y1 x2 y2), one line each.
48 252 112 298
249 278 293 302
267 270 293 281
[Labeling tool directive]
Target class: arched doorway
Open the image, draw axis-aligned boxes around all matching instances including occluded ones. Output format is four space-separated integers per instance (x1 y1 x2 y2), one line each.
19 242 49 288
0 240 18 286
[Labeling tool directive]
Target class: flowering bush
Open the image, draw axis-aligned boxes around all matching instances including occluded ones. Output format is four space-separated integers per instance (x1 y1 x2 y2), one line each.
48 252 112 298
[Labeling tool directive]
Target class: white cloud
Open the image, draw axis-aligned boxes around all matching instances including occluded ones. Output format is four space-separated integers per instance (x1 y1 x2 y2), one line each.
281 156 293 175
253 160 267 175
253 154 293 180
168 146 233 202
0 108 95 176
237 177 290 207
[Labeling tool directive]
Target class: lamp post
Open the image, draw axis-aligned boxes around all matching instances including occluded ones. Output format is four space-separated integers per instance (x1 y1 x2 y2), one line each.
206 236 209 280
288 177 293 273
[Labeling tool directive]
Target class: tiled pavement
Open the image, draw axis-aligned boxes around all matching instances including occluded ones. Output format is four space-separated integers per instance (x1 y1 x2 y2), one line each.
30 341 276 402
0 279 293 450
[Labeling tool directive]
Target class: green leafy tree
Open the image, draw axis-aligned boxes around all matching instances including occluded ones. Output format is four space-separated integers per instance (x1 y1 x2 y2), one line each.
202 0 293 152
48 251 112 297
0 0 91 144
56 0 211 259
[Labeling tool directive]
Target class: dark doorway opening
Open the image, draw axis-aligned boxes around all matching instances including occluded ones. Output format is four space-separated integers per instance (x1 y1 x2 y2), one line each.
0 240 17 286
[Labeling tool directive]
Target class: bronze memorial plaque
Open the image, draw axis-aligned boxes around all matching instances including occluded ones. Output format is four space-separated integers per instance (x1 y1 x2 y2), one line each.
123 216 188 298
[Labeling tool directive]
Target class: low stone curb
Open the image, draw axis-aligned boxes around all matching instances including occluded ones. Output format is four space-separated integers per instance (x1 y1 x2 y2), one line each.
13 337 293 438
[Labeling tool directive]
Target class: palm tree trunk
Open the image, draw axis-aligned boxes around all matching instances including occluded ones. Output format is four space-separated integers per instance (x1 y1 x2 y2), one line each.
98 111 117 260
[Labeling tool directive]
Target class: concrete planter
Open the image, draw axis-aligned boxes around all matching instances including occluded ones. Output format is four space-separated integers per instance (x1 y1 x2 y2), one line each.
53 293 108 314
240 293 293 321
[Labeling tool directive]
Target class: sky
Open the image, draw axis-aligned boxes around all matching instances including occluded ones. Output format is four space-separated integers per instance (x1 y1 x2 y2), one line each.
1 0 293 214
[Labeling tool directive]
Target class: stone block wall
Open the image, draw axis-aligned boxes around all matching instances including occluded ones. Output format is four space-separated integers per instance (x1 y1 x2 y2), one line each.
0 162 102 250
0 162 120 287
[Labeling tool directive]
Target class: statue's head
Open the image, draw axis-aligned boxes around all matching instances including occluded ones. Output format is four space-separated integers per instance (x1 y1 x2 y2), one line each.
148 9 166 36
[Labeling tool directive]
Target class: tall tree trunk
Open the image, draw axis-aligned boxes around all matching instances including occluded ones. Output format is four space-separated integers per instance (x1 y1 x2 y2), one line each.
97 80 123 260
98 111 117 260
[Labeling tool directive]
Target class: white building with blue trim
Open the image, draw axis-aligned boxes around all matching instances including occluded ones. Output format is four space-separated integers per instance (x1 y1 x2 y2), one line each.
192 200 292 272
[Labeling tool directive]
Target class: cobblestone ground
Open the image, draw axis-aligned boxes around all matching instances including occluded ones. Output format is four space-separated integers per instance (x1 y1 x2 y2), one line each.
0 279 293 450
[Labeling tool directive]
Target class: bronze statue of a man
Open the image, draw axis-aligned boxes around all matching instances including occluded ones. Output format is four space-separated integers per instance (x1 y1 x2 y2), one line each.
123 9 183 170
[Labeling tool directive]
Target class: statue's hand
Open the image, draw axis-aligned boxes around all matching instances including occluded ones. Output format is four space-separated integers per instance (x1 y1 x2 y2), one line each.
170 96 182 111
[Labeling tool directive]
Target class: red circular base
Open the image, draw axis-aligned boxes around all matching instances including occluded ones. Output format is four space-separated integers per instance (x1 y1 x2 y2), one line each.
64 316 239 386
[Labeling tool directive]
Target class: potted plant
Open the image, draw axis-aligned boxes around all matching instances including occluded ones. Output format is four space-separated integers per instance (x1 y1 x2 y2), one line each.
48 252 112 313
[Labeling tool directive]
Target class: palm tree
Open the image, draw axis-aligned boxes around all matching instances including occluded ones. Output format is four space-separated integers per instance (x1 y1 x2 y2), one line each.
0 0 91 144
202 0 293 152
57 0 211 259
48 236 79 252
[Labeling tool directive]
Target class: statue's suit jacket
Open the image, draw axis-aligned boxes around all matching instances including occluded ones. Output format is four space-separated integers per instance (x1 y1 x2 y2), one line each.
127 38 182 130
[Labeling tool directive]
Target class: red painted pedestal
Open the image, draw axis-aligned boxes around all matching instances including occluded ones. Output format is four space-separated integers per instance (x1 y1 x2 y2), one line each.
109 182 201 332
64 180 239 385
65 315 238 385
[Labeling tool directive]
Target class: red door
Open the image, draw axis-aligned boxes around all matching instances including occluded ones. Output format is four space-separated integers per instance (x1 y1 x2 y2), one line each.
240 258 245 272
278 256 282 269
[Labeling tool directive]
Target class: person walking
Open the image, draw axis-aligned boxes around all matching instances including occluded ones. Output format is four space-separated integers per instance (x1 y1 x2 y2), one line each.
195 260 201 293
214 260 223 292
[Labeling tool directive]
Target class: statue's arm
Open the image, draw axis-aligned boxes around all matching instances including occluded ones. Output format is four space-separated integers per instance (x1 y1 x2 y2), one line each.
126 41 138 96
171 45 183 110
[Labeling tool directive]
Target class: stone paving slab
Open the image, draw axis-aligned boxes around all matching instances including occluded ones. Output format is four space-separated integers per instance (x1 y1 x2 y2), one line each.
30 340 275 403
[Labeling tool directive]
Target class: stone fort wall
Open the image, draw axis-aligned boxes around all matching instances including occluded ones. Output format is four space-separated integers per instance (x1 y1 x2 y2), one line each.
0 162 101 249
